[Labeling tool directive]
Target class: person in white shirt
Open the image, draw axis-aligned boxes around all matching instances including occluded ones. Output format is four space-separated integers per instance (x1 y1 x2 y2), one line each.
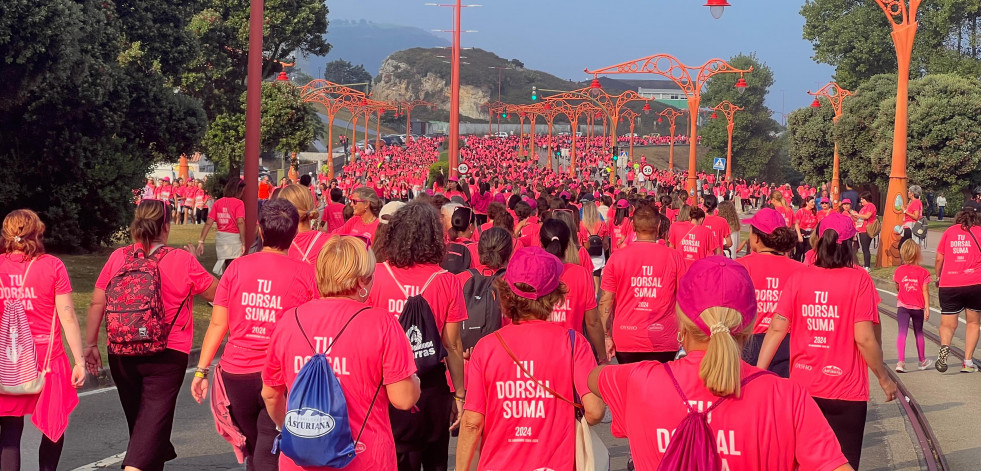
937 193 947 221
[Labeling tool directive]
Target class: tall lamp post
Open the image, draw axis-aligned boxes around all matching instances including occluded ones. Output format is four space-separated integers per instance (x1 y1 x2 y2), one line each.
242 0 265 248
397 100 435 137
620 108 639 162
540 101 567 170
586 55 751 194
426 1 481 179
808 82 853 204
657 108 685 171
874 0 921 267
711 100 743 182
296 79 369 180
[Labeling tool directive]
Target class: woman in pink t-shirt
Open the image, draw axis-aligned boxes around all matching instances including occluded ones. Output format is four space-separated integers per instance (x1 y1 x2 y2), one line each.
934 209 981 373
853 192 878 270
190 199 318 469
539 220 605 360
758 213 897 470
590 256 852 471
456 247 604 471
261 235 421 471
333 187 381 244
674 207 720 268
85 200 218 471
0 210 86 471
197 179 247 275
277 184 329 265
795 196 817 262
366 201 467 469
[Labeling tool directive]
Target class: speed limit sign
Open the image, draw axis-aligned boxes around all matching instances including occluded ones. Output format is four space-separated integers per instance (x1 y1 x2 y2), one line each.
457 162 470 174
641 164 654 177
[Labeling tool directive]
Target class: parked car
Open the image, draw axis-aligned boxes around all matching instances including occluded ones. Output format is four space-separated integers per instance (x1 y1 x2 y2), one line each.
494 132 509 138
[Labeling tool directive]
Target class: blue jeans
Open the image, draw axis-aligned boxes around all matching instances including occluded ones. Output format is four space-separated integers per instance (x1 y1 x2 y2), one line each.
939 206 945 220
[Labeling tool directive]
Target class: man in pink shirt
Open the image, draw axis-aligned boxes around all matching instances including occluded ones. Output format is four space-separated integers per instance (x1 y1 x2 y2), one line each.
600 205 686 364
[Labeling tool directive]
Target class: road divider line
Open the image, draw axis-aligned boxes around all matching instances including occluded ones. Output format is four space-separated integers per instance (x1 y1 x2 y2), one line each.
71 452 127 471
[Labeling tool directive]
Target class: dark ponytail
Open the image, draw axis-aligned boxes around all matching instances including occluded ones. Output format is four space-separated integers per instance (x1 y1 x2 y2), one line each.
752 226 797 254
448 206 473 242
130 200 168 252
814 229 856 269
539 219 571 261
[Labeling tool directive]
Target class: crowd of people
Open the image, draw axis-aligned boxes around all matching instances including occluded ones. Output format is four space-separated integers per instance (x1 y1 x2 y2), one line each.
1 132 981 471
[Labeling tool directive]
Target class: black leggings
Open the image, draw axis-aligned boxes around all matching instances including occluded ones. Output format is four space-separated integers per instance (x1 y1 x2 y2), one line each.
196 207 209 224
859 233 873 268
795 230 812 263
813 398 868 470
393 370 452 471
0 416 65 471
221 370 279 471
108 349 188 471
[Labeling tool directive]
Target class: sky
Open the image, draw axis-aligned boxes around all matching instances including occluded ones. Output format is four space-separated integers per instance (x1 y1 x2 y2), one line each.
326 0 835 119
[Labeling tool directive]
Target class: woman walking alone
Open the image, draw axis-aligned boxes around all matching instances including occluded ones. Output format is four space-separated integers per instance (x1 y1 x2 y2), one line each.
197 179 247 275
85 200 218 471
1 210 86 471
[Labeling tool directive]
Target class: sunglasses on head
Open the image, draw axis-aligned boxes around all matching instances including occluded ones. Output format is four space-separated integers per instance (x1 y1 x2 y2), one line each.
343 234 372 249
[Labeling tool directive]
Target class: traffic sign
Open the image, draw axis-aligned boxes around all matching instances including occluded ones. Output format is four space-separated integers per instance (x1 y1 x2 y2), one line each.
713 157 726 171
641 164 654 177
619 151 628 161
457 162 470 174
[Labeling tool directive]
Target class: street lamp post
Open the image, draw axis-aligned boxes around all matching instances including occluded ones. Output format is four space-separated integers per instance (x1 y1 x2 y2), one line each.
296 80 370 180
807 82 853 204
620 108 639 162
657 108 685 171
874 0 921 267
586 55 751 194
242 0 264 248
398 99 434 137
711 101 743 182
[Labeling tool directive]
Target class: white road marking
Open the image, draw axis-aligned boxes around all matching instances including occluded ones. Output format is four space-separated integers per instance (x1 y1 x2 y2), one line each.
71 452 127 471
78 367 196 397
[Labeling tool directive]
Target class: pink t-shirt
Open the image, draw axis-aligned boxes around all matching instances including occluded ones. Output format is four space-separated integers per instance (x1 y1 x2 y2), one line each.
209 197 246 233
601 241 686 352
703 215 732 248
597 352 848 471
95 246 215 354
367 263 467 333
893 264 930 310
262 298 416 471
0 254 72 357
936 225 981 288
775 206 795 227
774 266 879 401
214 252 317 374
904 198 923 224
668 220 694 248
324 202 346 233
678 225 719 268
464 321 596 471
856 203 876 232
549 263 597 330
333 217 380 244
795 209 817 231
289 230 330 265
737 252 804 335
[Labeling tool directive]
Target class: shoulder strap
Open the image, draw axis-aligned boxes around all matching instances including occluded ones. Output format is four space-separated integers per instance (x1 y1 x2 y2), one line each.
294 306 371 355
382 262 410 298
301 231 324 262
419 269 446 294
494 331 584 410
966 227 981 253
665 363 774 414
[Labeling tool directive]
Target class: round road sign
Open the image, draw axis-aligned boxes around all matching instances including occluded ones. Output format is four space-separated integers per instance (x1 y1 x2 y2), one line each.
642 164 654 177
457 162 470 174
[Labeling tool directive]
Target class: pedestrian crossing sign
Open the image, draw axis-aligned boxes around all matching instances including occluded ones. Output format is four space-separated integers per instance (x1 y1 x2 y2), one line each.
620 151 628 161
713 157 726 170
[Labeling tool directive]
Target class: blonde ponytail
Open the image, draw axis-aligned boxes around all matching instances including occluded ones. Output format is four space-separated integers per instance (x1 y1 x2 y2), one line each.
677 306 751 397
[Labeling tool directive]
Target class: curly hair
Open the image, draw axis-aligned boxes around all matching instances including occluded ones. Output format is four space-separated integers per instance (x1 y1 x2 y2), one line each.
382 201 446 268
1 209 46 259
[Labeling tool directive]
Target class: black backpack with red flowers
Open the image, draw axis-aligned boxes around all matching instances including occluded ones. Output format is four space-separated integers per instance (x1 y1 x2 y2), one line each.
104 246 187 356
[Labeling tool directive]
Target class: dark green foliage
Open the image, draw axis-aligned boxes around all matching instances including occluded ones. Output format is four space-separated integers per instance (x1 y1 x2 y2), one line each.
323 59 372 86
0 0 207 252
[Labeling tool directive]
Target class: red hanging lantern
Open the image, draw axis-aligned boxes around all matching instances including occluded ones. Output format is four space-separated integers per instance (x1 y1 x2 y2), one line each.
810 98 821 108
710 112 718 119
734 77 748 94
657 117 663 123
704 0 731 19
642 102 652 115
276 71 289 82
589 77 602 97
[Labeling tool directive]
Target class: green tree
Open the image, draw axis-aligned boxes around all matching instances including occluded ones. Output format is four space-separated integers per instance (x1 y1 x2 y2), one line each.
204 82 318 174
699 53 782 181
181 0 330 120
801 0 981 89
0 0 207 251
323 59 372 85
787 100 836 186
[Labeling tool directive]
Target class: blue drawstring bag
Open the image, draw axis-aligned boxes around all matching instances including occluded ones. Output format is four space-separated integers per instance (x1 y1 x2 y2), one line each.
279 307 381 468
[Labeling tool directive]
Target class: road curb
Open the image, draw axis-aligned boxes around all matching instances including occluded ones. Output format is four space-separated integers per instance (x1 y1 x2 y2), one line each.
79 347 206 392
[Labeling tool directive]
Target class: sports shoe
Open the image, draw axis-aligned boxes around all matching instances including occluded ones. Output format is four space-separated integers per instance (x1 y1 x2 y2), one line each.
961 361 978 373
895 362 905 373
918 359 934 370
936 346 950 372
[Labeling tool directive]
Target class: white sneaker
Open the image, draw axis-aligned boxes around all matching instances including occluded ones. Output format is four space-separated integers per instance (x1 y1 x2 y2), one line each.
918 359 934 370
895 361 905 373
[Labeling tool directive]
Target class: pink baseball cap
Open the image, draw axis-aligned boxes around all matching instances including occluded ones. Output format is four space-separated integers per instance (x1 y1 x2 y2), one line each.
740 208 786 234
504 247 564 300
616 199 629 209
841 198 852 205
677 256 757 336
818 212 857 242
449 176 459 182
